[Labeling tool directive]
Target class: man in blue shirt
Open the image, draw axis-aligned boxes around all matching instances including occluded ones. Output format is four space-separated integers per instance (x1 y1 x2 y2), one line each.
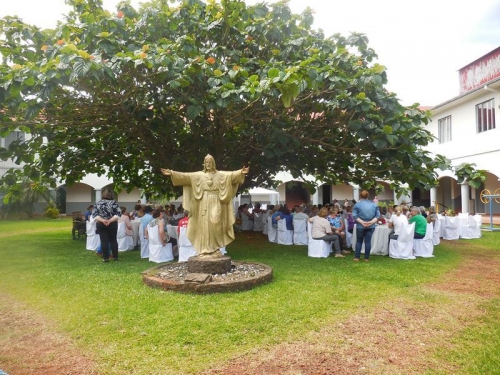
352 190 380 262
271 204 283 229
140 206 154 235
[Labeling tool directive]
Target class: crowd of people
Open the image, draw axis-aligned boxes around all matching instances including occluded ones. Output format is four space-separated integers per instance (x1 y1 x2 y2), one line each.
237 192 440 262
87 189 438 263
86 194 188 262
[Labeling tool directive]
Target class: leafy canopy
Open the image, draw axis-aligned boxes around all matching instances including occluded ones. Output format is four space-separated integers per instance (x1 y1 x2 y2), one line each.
0 0 483 197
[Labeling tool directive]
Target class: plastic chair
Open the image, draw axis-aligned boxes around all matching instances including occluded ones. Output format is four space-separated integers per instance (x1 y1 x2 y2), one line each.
443 216 460 240
432 218 441 246
389 223 416 260
277 219 293 245
253 212 264 232
460 215 482 239
344 219 353 249
85 219 100 251
178 226 197 262
139 224 149 259
117 221 134 251
292 219 308 245
413 223 434 258
241 214 254 231
262 212 269 235
147 224 174 263
267 217 278 243
307 224 332 258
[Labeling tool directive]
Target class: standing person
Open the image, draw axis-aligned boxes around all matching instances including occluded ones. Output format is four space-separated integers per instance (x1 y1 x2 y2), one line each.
92 189 121 262
352 190 380 262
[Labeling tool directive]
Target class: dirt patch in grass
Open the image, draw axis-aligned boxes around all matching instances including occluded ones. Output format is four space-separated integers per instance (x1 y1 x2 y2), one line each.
0 295 98 375
1 239 498 375
203 243 500 375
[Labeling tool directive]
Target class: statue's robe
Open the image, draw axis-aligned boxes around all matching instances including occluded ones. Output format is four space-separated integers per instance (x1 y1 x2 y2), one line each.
170 169 245 255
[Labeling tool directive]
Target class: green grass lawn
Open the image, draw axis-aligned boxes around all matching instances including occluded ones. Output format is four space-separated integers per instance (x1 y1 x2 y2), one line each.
0 219 498 374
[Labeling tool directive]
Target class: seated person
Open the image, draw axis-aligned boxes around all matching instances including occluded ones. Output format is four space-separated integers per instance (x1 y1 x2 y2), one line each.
343 205 355 234
293 206 309 221
177 210 189 236
385 205 394 220
419 206 428 218
409 206 427 239
427 206 438 225
277 207 293 230
252 203 263 214
388 205 408 240
271 204 283 228
327 206 347 251
309 207 343 258
119 206 133 236
84 205 94 221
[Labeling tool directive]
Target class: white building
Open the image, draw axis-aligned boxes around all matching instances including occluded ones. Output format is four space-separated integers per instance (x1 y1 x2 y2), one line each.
426 46 500 215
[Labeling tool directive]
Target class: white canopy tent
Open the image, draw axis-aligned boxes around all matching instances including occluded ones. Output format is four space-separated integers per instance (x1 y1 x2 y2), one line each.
234 187 281 211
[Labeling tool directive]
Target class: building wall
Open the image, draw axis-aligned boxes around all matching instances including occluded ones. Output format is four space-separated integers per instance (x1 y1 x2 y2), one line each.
331 184 352 201
428 91 500 177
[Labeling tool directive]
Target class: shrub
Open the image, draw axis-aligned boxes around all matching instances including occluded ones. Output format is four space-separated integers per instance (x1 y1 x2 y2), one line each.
45 207 60 219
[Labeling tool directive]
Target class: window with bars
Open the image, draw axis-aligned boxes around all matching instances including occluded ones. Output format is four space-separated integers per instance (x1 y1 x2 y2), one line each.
476 99 496 133
438 115 452 143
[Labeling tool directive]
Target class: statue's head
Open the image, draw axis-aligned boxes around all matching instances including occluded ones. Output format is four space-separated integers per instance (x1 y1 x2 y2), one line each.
203 154 217 172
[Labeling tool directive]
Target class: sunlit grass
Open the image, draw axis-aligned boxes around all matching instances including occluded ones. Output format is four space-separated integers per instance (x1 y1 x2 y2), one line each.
0 220 498 374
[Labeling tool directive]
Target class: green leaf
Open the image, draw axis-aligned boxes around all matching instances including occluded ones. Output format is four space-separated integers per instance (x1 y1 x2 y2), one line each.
186 105 203 120
24 76 35 86
267 68 280 78
383 125 392 134
73 58 91 77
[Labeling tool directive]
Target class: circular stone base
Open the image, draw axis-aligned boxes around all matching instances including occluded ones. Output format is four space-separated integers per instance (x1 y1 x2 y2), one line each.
141 259 273 294
187 255 231 275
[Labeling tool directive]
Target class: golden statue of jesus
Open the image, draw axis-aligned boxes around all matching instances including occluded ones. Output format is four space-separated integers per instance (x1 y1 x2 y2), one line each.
161 155 249 258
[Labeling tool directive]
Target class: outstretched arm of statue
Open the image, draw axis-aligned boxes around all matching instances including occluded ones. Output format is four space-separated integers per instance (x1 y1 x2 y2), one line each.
241 166 249 174
161 168 172 176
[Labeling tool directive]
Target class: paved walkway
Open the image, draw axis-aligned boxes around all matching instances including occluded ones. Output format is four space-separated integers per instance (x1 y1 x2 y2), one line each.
478 213 500 226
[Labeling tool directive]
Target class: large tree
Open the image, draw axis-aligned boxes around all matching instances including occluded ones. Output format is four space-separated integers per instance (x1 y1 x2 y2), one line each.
0 0 484 198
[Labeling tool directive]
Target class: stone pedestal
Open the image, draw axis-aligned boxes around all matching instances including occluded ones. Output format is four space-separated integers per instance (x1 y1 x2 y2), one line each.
187 255 232 275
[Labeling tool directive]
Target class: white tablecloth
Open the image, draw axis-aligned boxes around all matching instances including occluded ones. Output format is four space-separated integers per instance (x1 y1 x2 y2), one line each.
352 224 393 256
131 220 141 247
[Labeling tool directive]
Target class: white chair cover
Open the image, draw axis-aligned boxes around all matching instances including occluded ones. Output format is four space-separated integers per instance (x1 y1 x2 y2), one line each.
241 214 254 231
474 214 482 228
147 224 174 263
267 217 277 243
178 226 197 262
307 223 332 258
253 212 264 232
292 219 308 245
139 224 149 259
413 223 434 258
117 222 134 251
277 219 293 245
389 222 416 260
344 219 353 249
85 219 100 251
432 218 441 246
460 215 482 239
443 216 460 240
262 212 269 235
